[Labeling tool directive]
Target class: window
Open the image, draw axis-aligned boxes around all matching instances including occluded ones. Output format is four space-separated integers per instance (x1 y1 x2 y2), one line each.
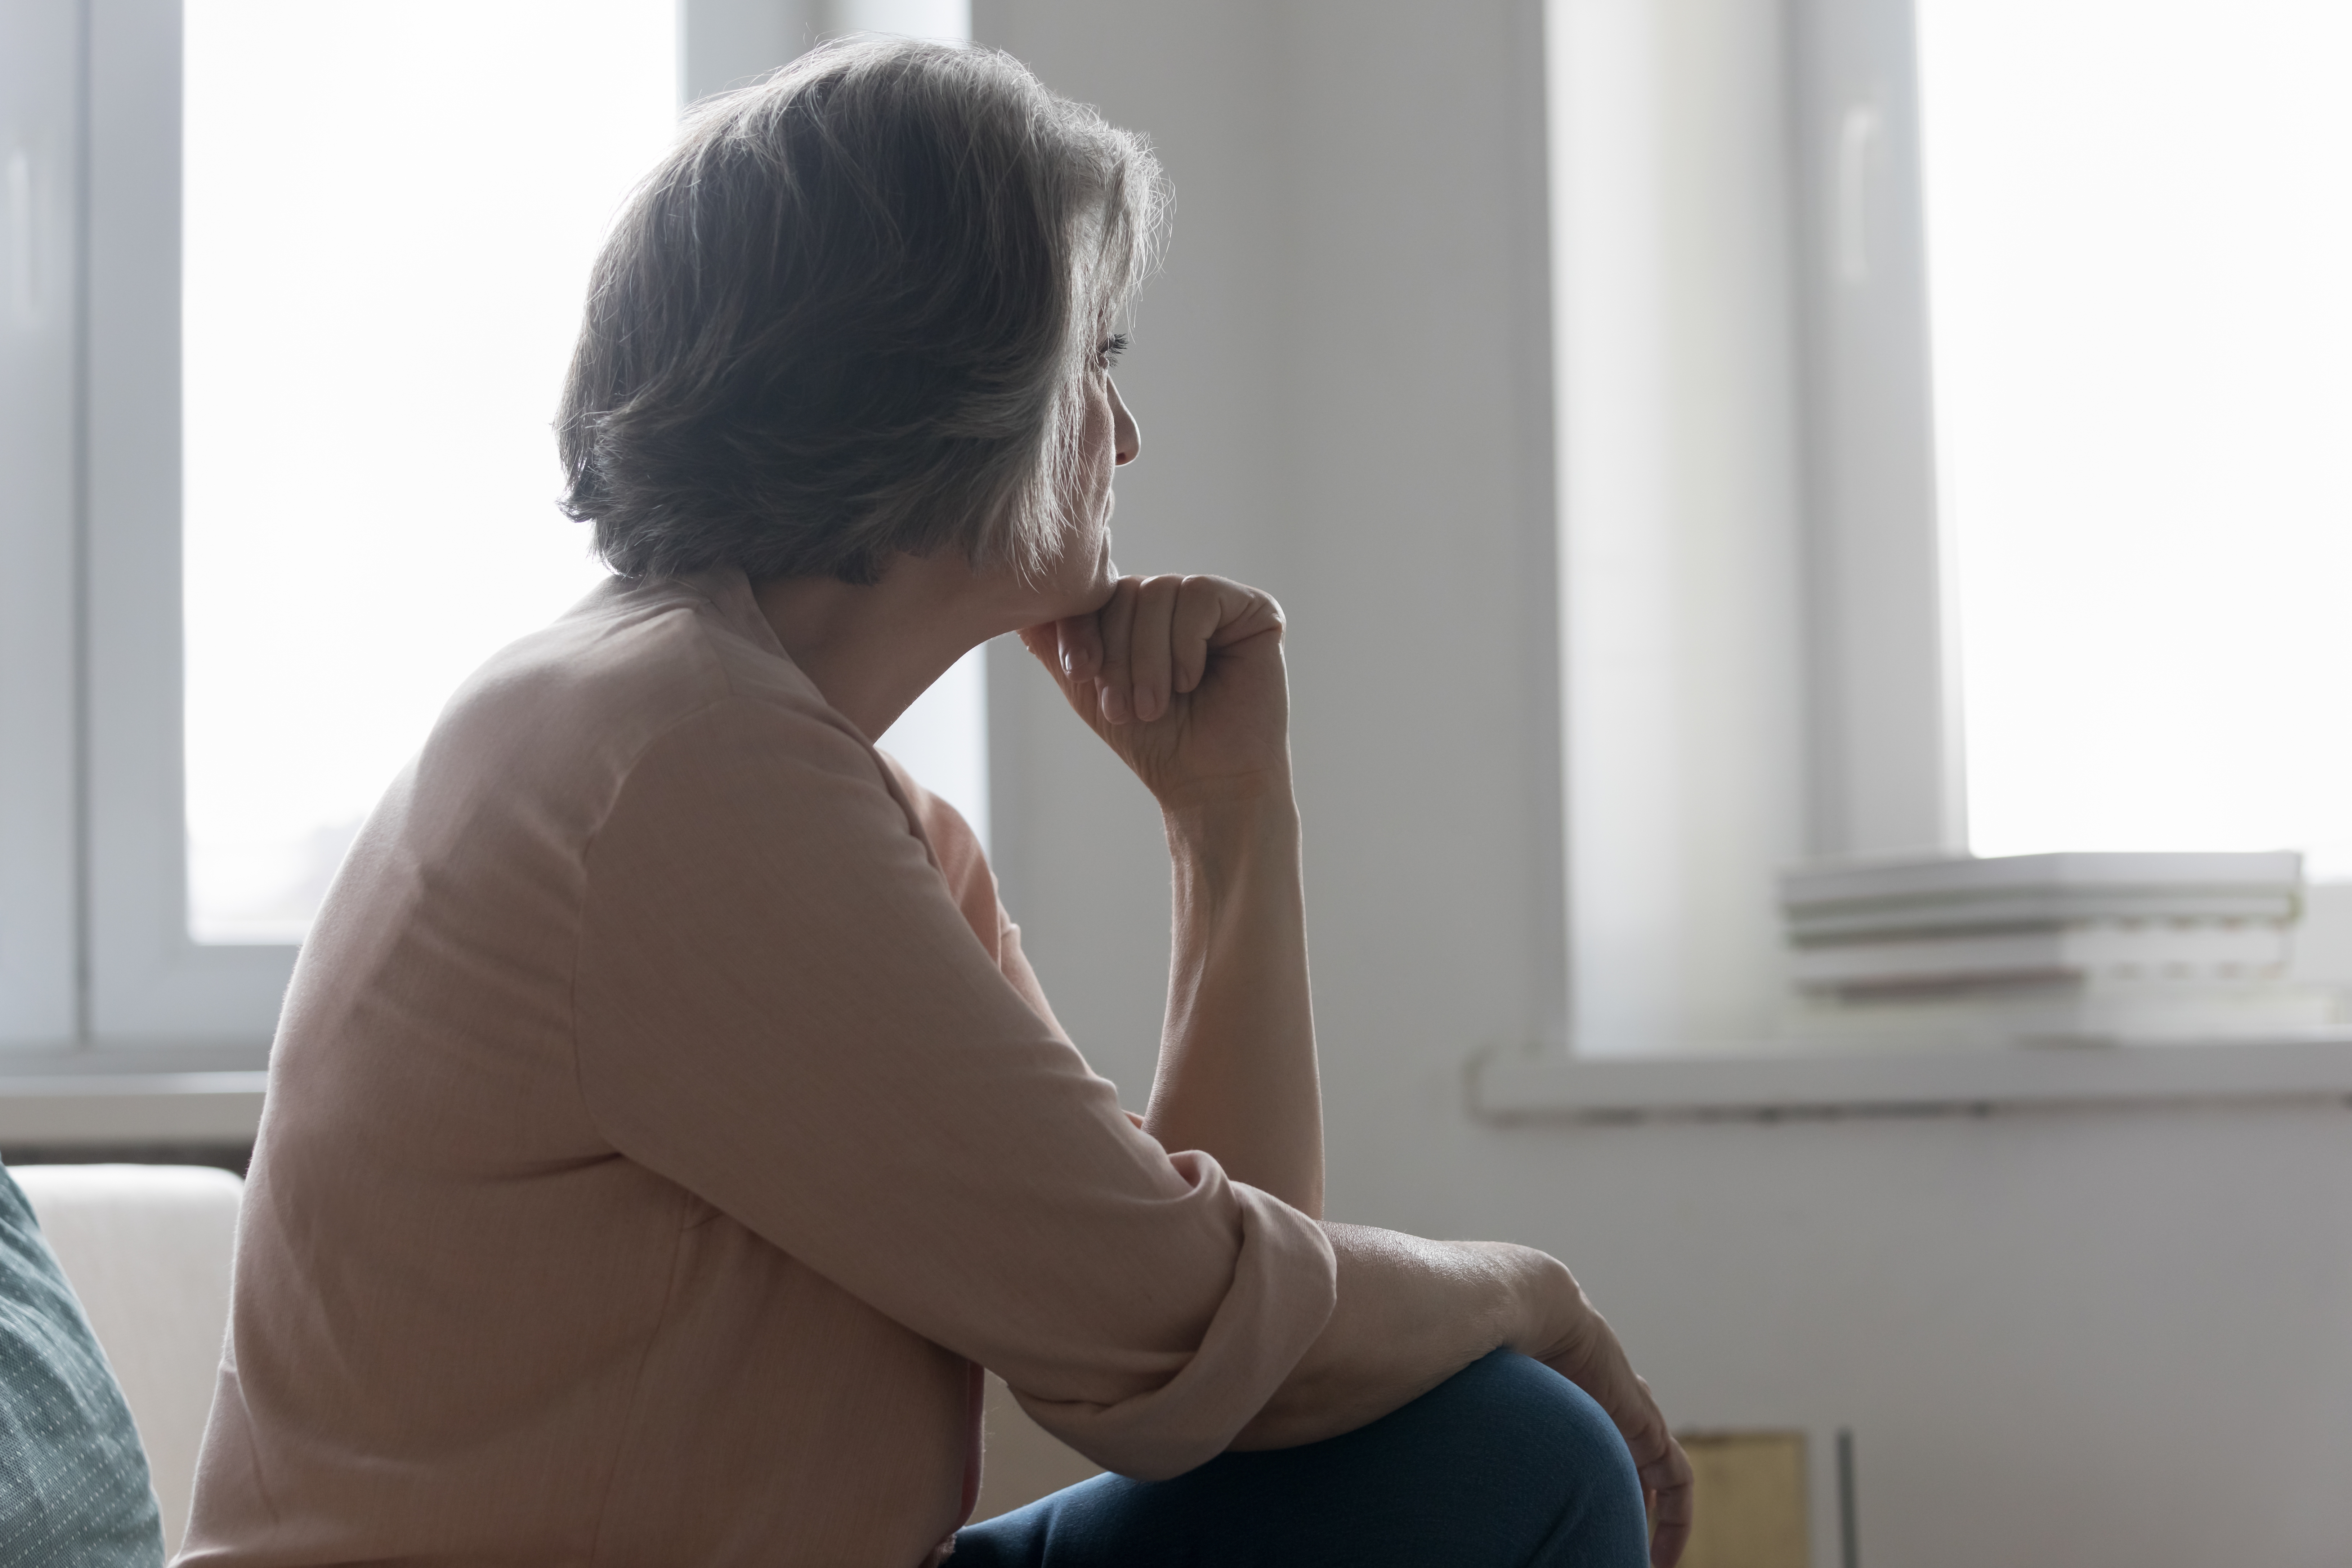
0 4 81 1051
182 0 676 942
1546 0 2352 1058
1915 0 2352 875
1547 0 1890 1057
0 0 979 1064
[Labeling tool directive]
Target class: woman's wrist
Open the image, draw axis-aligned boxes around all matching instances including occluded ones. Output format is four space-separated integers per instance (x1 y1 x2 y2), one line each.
1484 1243 1593 1364
1161 780 1300 864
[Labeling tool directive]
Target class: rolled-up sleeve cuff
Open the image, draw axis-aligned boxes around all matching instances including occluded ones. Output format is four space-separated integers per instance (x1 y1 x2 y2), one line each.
1010 1160 1338 1480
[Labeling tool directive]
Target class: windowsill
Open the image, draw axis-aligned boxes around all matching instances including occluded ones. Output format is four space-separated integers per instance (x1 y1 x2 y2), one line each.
1469 1035 2352 1123
0 1062 269 1145
7 1041 2349 1143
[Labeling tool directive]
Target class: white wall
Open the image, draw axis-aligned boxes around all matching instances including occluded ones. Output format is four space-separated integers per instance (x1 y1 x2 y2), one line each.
974 1 2352 1564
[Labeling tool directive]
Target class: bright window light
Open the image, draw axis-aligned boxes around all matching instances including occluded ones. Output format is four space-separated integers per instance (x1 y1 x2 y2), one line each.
183 1 678 942
1918 0 2352 876
881 644 991 849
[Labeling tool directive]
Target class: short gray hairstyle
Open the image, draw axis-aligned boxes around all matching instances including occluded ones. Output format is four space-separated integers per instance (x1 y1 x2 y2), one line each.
559 39 1166 585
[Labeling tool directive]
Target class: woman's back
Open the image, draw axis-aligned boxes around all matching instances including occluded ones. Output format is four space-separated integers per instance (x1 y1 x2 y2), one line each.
183 572 1334 1566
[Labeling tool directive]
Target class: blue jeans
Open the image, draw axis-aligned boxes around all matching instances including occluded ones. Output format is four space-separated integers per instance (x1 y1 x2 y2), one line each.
952 1350 1649 1568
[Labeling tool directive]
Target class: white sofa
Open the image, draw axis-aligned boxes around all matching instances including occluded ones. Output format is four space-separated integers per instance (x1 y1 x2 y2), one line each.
13 1163 243 1560
5 1161 1106 1547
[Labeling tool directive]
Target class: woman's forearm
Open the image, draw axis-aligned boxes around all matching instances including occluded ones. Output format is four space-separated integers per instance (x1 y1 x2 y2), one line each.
1230 1224 1566 1449
1145 789 1323 1217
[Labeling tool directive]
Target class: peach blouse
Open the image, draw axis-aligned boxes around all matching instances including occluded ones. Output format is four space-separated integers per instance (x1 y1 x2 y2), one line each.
181 571 1337 1567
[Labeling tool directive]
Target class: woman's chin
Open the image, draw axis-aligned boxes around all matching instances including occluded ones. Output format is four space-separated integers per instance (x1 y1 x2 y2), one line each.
1079 559 1121 612
1047 530 1118 618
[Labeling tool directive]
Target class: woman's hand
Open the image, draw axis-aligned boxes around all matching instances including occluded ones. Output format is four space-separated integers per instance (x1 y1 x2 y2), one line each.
1507 1249 1695 1567
1551 1340 1693 1567
1019 574 1289 811
1024 573 1322 1212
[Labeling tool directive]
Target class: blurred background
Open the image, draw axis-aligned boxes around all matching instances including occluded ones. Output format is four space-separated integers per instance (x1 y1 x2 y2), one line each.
3 1 2349 1562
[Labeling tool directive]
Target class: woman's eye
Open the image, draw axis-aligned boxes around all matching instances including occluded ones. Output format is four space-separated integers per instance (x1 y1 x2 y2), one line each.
1099 333 1131 367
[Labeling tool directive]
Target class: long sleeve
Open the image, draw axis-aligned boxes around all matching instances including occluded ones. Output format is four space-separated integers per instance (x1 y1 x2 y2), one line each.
572 695 1337 1479
186 575 1315 1567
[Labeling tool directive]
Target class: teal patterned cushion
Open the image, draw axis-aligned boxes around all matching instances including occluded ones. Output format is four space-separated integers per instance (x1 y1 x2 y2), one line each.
0 1166 164 1568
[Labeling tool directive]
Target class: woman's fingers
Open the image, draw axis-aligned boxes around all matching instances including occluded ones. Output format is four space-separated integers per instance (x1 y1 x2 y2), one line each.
1057 614 1102 683
1127 576 1180 721
1169 577 1224 694
1538 1327 1692 1568
1025 572 1284 729
1020 617 1100 684
1642 1432 1695 1567
1018 621 1058 670
1093 579 1140 724
1152 575 1283 704
1625 1395 1693 1567
1019 619 1099 728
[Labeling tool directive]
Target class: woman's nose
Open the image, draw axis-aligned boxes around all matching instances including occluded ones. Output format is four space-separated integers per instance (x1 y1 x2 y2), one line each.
1110 381 1141 466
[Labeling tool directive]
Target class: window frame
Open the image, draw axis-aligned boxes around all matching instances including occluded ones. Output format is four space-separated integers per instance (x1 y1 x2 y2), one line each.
0 0 84 1053
0 0 965 1069
0 0 321 1059
1537 0 2352 1084
1785 0 1960 863
1543 0 1967 1061
84 0 294 1051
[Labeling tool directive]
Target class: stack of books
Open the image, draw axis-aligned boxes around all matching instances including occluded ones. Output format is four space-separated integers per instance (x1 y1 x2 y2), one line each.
1778 851 2339 1046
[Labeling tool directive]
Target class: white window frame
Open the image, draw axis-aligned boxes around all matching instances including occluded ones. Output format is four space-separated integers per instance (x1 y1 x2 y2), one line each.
1785 0 1959 862
0 0 969 1072
83 0 292 1050
1506 0 2352 1113
0 0 885 1068
0 0 84 1053
1547 0 1956 1064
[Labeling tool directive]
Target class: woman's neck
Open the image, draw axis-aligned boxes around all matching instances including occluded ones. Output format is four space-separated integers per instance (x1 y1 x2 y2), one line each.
751 555 1001 741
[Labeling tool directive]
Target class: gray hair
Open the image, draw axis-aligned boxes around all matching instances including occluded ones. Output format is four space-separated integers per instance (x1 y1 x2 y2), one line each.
558 38 1166 585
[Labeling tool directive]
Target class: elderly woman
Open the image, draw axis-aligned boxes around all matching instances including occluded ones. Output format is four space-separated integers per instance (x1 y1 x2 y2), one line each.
183 39 1690 1568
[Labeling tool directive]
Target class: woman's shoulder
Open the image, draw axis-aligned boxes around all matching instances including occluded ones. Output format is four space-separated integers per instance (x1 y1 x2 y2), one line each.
485 569 813 711
873 751 991 892
417 571 864 828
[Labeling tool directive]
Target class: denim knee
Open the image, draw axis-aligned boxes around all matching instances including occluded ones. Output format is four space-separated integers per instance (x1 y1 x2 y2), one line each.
955 1350 1650 1568
1393 1350 1649 1566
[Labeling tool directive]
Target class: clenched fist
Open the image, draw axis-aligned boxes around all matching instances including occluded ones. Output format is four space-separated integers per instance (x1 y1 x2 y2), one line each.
1021 573 1292 813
